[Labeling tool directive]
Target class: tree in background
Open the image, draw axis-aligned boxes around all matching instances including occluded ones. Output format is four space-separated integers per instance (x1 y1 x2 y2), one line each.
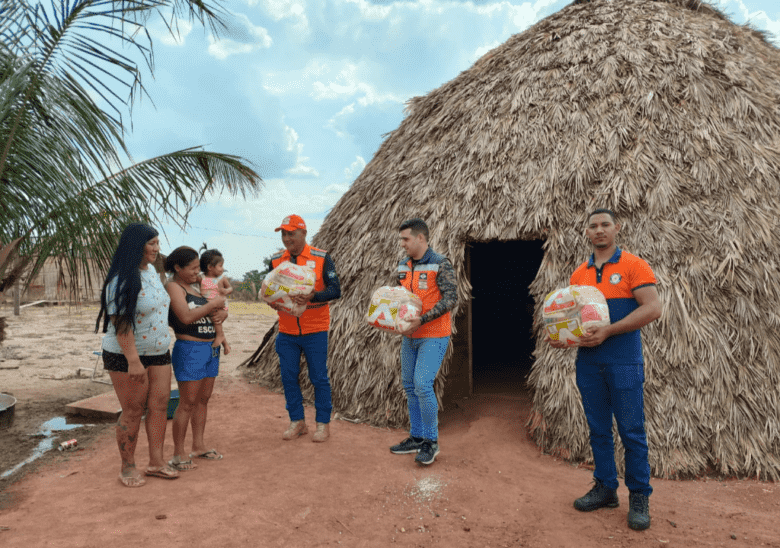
0 0 263 305
235 256 273 295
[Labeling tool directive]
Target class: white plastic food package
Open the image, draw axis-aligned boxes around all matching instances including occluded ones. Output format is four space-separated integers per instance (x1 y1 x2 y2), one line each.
260 261 316 317
366 286 423 334
543 285 610 346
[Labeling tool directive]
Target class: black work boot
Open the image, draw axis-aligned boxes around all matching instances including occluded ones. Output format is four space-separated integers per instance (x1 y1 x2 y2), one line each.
627 492 651 530
573 480 619 512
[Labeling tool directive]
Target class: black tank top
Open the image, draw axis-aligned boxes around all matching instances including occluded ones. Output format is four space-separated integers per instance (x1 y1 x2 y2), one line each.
168 291 216 339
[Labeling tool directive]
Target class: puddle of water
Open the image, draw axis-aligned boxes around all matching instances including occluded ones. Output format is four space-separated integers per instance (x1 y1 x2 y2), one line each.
1 416 94 478
40 417 86 434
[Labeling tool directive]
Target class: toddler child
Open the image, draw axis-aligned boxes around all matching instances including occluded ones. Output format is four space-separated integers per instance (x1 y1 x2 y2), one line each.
199 248 232 355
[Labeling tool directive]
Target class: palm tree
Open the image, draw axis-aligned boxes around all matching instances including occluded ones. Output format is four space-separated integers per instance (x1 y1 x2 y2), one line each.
0 0 263 307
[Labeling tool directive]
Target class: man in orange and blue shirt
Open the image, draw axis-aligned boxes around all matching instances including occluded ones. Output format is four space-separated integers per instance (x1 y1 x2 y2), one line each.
546 208 661 531
269 215 341 443
389 218 457 466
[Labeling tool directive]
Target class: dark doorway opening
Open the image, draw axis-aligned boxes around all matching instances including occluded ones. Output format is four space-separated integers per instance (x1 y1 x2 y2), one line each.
469 240 545 394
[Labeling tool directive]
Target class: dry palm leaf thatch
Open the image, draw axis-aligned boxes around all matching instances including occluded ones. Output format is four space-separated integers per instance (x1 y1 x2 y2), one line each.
242 0 780 480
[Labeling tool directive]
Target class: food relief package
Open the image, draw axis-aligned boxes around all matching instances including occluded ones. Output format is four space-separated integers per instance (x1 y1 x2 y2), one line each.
366 286 423 334
260 261 316 317
542 285 610 346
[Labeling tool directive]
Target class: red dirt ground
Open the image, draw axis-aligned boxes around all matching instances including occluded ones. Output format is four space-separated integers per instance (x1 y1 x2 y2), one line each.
0 376 778 548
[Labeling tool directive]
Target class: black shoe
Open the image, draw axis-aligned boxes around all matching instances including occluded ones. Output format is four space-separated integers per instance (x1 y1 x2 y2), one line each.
414 440 440 466
390 437 423 454
573 480 619 512
627 492 651 531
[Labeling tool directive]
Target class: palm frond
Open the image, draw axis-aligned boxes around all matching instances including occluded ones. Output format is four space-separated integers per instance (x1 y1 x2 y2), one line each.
1 148 261 294
0 1 264 297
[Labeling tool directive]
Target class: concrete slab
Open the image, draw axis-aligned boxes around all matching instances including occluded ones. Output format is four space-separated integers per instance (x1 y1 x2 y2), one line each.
65 382 179 420
65 391 122 420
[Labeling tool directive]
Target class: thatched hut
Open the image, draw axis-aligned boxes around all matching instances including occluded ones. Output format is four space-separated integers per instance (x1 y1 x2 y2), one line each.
242 0 780 480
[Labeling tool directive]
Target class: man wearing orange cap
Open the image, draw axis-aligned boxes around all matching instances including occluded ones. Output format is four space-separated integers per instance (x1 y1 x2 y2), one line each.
269 215 341 442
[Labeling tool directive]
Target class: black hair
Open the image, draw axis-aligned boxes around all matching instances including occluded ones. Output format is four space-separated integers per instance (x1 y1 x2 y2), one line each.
588 208 617 223
199 249 224 275
95 223 158 335
165 246 199 274
399 218 429 241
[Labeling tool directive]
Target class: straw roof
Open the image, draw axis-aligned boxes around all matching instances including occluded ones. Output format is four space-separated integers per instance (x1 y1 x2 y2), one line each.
242 0 780 480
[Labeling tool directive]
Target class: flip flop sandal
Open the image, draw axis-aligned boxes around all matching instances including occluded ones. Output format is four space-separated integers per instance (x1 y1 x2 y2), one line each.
145 465 180 479
168 458 197 471
190 449 223 460
118 473 146 488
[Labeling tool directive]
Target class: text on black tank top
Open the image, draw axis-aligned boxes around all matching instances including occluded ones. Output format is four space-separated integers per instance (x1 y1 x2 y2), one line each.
168 292 216 339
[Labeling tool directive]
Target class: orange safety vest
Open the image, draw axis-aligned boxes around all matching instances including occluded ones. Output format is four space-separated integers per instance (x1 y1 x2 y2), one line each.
398 251 452 339
271 244 330 335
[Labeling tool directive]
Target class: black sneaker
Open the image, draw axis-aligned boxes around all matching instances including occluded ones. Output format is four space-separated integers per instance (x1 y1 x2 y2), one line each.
390 437 423 454
414 440 440 466
627 492 651 531
573 480 619 512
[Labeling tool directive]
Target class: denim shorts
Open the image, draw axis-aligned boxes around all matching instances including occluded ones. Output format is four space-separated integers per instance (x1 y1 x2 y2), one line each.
171 339 220 382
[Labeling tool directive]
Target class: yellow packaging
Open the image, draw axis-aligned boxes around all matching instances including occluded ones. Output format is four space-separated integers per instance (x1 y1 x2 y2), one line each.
543 285 610 346
366 286 423 335
260 261 316 317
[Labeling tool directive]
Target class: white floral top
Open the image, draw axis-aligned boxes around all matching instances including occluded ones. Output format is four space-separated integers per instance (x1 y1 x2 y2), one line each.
101 266 171 356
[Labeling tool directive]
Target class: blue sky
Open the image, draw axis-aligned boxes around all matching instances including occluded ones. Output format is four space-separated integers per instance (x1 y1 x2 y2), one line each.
121 0 780 279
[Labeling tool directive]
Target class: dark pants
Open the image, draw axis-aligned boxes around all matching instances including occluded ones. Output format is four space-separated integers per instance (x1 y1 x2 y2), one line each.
575 361 652 496
275 331 332 424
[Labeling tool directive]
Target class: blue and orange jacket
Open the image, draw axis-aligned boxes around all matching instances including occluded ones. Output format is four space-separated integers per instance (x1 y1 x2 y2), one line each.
397 248 454 338
271 244 338 335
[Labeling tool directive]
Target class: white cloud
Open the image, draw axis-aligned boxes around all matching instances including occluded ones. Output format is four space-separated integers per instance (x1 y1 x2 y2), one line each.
207 15 272 59
311 63 403 105
321 155 364 198
342 0 392 21
207 38 261 59
232 179 340 232
148 18 194 46
257 0 561 107
264 60 403 107
259 0 310 35
262 60 330 95
713 1 780 44
343 155 366 181
470 40 502 65
325 183 350 194
287 163 320 176
325 104 355 139
284 126 320 177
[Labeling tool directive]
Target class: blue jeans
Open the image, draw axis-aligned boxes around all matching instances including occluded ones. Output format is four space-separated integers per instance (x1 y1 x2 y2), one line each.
575 361 652 496
275 331 332 424
401 336 449 441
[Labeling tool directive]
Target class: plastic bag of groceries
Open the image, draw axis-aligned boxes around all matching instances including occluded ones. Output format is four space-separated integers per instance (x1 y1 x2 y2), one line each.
260 261 316 317
542 285 610 346
366 286 423 334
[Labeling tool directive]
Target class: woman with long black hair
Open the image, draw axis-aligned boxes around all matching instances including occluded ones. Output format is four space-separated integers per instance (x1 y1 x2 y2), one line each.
95 223 179 487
